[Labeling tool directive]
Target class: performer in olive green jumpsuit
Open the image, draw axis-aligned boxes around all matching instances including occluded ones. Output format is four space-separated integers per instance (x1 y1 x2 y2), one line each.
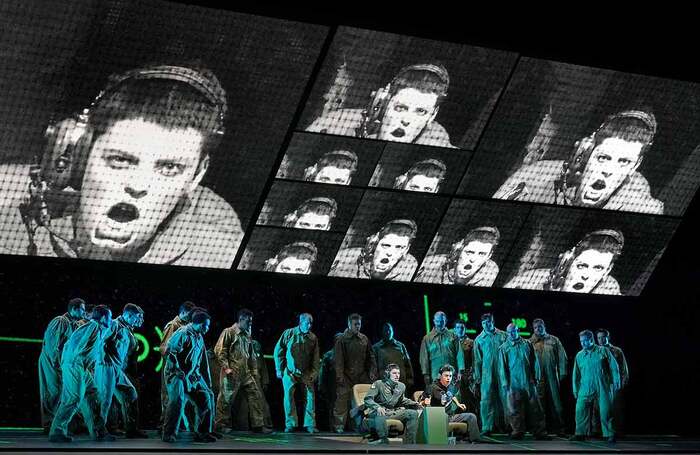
48 305 114 442
419 311 465 386
274 313 321 433
570 330 620 443
529 318 568 434
498 324 548 439
473 313 508 435
39 298 86 432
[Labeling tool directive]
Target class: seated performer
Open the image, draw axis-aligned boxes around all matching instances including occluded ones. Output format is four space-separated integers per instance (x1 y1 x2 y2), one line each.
421 364 481 442
363 363 423 444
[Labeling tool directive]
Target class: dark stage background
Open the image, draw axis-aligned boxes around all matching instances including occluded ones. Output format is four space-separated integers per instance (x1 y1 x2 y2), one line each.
1 0 699 438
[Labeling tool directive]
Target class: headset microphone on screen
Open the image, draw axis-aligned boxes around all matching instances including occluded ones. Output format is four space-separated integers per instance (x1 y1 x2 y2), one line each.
41 64 227 193
545 229 625 291
356 63 450 139
359 218 418 265
559 109 657 197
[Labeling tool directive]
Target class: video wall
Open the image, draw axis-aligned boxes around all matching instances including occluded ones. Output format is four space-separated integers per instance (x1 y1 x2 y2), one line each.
1 2 698 296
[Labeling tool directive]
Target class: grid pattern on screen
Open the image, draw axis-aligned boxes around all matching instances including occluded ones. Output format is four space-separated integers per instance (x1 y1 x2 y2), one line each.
0 4 696 297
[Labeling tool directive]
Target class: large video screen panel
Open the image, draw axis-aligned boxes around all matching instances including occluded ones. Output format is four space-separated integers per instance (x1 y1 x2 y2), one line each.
298 26 519 149
0 0 327 268
458 58 700 216
498 206 679 296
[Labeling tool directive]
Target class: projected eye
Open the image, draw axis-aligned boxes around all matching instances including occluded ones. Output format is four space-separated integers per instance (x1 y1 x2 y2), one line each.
593 265 605 271
415 108 429 116
157 162 186 177
576 263 588 270
618 158 632 167
394 104 408 112
105 154 135 169
596 154 612 163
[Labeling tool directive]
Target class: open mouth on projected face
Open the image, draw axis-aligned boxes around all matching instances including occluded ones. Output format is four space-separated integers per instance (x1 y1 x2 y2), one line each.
390 128 406 138
107 203 140 223
93 203 140 246
582 179 607 203
572 282 585 291
374 257 392 271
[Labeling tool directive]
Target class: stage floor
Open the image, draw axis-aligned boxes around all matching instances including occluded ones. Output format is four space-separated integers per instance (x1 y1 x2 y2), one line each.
1 430 699 454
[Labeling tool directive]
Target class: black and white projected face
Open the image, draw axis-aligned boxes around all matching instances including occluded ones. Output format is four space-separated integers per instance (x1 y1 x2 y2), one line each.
455 240 494 281
75 119 206 257
402 173 440 193
274 256 313 274
576 139 644 207
292 211 332 230
300 27 518 149
562 249 615 293
377 89 439 143
372 233 411 273
311 165 353 185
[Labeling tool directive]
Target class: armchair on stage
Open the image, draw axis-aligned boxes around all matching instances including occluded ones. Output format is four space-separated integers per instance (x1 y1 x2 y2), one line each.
351 384 407 440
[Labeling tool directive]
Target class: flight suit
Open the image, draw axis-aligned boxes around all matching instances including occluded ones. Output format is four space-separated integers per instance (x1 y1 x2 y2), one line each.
159 315 188 430
214 323 264 430
529 333 568 433
97 316 139 433
419 328 465 384
274 326 320 430
474 328 508 433
593 343 629 434
363 379 421 443
456 335 479 414
49 320 110 439
162 324 214 439
498 338 546 436
333 329 377 431
572 344 620 438
38 313 80 430
422 379 480 441
372 338 414 389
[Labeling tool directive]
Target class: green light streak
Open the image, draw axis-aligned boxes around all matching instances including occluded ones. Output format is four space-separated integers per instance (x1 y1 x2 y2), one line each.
155 326 164 373
134 333 150 363
263 354 274 360
520 332 531 337
0 337 42 343
484 301 492 307
466 329 477 334
0 427 41 431
423 295 431 335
